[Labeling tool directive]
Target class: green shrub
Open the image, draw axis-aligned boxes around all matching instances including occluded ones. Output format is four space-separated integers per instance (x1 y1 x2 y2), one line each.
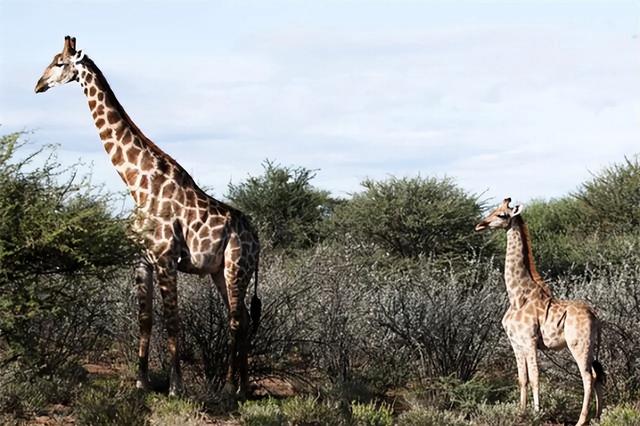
321 379 380 406
0 132 137 379
328 176 486 259
0 414 21 426
470 402 542 426
179 274 230 387
373 261 505 381
401 376 513 418
576 156 640 233
594 403 640 426
0 369 79 418
522 157 640 277
146 394 206 426
227 161 336 250
522 197 590 276
538 382 582 424
74 379 148 426
397 407 468 426
238 398 284 426
445 376 510 414
281 396 343 425
350 401 393 426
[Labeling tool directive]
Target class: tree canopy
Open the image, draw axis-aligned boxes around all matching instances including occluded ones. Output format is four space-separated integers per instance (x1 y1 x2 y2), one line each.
226 161 337 250
0 132 137 373
328 176 484 259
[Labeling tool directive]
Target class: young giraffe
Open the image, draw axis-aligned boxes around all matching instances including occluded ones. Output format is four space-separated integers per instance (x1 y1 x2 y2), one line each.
475 198 605 426
35 36 261 396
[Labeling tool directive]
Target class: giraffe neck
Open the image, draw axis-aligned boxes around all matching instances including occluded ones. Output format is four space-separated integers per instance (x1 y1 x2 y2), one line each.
504 217 552 308
76 56 180 208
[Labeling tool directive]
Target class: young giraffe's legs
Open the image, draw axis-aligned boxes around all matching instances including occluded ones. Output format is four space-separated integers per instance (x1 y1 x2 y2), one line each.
156 257 182 396
513 350 529 409
525 347 540 411
135 257 154 390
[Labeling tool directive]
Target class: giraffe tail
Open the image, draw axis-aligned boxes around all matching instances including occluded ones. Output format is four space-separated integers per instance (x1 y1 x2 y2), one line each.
250 251 261 334
592 320 606 385
592 359 606 386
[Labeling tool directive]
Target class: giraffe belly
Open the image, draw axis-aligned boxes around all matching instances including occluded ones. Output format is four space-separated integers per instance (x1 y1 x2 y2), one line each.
178 249 224 275
178 253 220 274
539 324 567 350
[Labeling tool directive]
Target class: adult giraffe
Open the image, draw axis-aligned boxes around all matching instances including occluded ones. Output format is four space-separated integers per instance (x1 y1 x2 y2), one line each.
35 36 261 397
475 198 604 426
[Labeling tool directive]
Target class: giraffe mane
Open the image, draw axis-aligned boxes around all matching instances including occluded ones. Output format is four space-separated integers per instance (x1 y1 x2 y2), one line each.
83 56 195 186
514 216 553 298
82 55 250 216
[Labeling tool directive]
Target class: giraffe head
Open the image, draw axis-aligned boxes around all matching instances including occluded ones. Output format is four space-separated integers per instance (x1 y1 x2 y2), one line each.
35 36 85 93
475 197 524 232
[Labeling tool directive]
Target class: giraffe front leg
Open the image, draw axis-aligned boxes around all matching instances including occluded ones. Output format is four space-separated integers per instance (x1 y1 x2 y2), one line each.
524 346 540 412
514 350 529 410
135 257 154 390
156 258 182 396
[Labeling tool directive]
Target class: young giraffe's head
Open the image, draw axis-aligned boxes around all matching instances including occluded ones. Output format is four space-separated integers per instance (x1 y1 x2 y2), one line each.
475 197 524 232
35 36 85 93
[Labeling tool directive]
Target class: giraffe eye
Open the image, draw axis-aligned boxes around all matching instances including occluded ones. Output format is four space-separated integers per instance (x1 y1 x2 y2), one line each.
498 213 509 219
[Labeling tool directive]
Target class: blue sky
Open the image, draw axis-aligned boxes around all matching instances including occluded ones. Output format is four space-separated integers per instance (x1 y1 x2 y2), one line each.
1 0 639 206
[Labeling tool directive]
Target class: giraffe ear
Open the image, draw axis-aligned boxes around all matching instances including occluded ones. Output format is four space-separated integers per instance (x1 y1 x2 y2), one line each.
512 204 524 216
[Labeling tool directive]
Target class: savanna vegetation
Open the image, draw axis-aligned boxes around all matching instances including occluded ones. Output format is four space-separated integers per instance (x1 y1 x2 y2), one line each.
1 131 639 425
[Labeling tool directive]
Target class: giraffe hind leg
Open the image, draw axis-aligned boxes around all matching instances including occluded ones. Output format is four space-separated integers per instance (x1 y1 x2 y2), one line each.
236 304 251 397
222 265 251 397
592 359 605 419
568 341 594 426
135 257 154 390
512 349 529 410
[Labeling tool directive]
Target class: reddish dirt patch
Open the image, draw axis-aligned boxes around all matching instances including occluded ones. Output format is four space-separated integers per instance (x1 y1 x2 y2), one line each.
253 376 297 397
83 362 121 377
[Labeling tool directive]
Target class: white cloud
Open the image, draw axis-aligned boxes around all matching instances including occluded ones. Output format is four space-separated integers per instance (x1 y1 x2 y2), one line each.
2 2 639 207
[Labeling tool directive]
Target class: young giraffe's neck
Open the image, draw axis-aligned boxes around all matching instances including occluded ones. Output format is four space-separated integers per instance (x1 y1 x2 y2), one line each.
504 217 552 308
76 56 182 209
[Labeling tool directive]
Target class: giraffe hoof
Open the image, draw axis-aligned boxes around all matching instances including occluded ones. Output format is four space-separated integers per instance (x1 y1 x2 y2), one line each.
169 385 181 397
222 382 237 397
236 388 248 400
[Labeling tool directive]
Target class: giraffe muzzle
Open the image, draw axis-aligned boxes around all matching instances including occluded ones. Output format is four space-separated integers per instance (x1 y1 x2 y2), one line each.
474 222 488 232
34 78 50 93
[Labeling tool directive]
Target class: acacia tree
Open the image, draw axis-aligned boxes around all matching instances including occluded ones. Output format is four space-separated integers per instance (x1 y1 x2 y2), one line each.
522 157 640 277
226 161 337 251
0 132 137 376
329 176 485 259
576 156 640 232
